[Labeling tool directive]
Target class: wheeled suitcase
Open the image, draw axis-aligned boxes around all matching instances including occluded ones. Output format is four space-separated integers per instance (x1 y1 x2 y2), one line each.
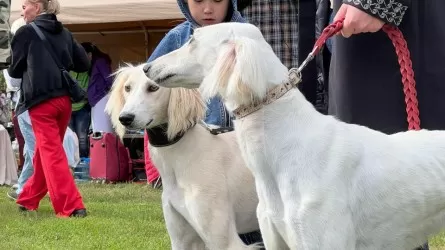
123 132 148 183
89 132 131 182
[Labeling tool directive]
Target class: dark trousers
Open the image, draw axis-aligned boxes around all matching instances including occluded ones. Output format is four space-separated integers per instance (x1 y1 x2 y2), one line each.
69 106 91 158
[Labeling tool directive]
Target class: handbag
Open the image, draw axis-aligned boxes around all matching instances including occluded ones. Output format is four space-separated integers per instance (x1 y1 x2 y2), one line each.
30 22 87 103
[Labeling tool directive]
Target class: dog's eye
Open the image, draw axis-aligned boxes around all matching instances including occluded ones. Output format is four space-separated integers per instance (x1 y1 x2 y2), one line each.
148 85 159 92
125 85 131 92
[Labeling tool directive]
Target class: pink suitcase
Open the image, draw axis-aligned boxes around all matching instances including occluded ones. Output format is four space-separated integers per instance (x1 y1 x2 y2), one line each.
89 132 131 182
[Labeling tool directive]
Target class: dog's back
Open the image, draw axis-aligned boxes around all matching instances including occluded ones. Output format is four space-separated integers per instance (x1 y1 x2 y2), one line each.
349 128 445 249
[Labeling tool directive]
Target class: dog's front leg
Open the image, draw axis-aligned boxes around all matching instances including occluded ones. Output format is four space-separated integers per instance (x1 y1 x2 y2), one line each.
163 201 206 250
187 197 254 250
257 201 290 250
285 201 355 250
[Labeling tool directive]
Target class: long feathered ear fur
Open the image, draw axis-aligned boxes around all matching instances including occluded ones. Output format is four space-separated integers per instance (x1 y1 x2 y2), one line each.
201 37 271 106
104 65 132 139
167 88 206 140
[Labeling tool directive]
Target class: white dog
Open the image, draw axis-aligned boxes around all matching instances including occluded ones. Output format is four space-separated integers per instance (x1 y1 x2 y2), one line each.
143 22 445 250
105 64 262 250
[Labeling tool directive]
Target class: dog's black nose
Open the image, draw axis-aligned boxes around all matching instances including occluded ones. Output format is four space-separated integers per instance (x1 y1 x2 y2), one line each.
143 64 151 74
119 113 135 126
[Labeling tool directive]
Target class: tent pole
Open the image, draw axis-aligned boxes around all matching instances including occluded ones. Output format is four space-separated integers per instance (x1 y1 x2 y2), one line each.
140 22 150 58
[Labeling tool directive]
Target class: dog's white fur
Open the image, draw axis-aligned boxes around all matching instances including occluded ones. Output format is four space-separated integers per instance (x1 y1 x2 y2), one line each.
145 22 445 250
105 64 261 250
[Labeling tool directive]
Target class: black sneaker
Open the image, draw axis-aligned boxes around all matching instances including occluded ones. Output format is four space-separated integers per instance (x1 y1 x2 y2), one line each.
18 205 28 212
70 209 87 218
7 190 18 201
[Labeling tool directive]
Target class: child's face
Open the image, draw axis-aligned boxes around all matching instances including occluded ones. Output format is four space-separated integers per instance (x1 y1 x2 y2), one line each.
187 0 230 26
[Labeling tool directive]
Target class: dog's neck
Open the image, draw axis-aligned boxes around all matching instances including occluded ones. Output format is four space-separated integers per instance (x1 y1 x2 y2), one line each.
146 124 185 147
232 69 301 119
221 67 290 113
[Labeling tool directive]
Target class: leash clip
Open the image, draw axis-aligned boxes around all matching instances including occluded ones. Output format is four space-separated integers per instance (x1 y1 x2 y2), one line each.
295 47 317 74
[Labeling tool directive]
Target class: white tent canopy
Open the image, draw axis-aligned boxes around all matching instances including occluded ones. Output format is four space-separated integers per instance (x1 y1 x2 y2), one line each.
10 0 186 69
11 0 183 24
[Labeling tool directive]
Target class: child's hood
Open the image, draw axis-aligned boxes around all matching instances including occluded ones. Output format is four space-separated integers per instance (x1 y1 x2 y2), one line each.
177 0 245 27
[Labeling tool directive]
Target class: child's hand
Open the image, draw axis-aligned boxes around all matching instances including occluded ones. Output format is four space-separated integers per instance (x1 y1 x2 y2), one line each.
334 3 385 38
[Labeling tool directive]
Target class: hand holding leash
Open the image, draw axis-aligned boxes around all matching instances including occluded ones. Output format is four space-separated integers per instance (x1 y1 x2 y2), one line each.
295 18 420 131
335 4 385 38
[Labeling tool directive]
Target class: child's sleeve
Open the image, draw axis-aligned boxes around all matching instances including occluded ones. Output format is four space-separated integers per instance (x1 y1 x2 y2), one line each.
147 30 181 63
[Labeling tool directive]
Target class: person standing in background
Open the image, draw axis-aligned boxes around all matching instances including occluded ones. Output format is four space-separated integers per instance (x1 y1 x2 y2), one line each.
9 0 89 217
81 42 114 134
69 71 91 158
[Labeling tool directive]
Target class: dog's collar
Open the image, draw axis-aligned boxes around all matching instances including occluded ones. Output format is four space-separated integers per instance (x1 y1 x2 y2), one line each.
232 69 301 119
147 122 232 148
146 124 185 147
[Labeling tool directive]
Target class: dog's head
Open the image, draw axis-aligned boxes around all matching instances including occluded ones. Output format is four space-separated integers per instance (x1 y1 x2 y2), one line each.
144 22 288 110
105 64 206 140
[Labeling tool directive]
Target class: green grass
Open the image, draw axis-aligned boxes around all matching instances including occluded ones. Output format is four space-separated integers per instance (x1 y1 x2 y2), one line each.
2 183 445 250
0 183 170 249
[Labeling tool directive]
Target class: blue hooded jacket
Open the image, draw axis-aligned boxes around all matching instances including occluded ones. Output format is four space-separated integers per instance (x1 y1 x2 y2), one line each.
147 0 245 128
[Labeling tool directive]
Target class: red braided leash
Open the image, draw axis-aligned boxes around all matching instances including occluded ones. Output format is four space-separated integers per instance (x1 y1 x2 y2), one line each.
311 19 420 130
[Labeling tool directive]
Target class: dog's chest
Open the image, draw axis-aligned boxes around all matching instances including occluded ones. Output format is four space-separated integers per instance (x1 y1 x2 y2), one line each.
164 187 191 216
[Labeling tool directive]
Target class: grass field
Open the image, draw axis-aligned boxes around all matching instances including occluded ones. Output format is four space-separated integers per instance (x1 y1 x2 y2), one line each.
1 183 445 250
0 183 170 249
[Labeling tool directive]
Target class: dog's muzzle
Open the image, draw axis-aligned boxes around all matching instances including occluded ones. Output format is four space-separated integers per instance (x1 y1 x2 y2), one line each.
119 113 135 126
143 63 151 75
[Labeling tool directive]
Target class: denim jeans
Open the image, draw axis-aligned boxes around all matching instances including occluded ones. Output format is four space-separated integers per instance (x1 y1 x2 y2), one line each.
205 96 232 128
16 111 35 195
69 106 91 158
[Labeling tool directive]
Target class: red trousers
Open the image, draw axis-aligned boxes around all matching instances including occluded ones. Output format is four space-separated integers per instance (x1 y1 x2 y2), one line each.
17 96 85 217
144 132 160 183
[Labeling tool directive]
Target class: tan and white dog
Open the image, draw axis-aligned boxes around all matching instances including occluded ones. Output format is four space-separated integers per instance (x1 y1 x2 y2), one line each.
144 22 445 250
105 64 262 250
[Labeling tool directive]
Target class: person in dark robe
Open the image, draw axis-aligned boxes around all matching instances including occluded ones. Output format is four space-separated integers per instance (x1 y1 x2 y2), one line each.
330 0 445 134
330 1 445 249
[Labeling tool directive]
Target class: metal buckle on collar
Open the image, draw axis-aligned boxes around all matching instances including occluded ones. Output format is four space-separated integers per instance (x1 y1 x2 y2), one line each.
199 121 234 135
290 49 316 79
288 68 302 86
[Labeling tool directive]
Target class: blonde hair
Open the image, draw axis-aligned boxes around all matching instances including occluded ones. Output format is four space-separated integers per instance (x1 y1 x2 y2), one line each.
11 18 26 35
27 0 60 15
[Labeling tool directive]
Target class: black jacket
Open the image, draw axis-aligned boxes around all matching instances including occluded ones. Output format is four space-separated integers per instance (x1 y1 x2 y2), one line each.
8 14 89 115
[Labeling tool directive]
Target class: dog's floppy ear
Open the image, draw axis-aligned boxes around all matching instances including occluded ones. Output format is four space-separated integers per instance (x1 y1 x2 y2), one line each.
201 36 270 105
105 67 129 139
167 88 206 140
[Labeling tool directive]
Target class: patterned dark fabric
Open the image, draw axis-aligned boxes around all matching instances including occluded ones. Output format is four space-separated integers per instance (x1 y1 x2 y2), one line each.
343 0 409 26
242 1 299 70
241 0 331 114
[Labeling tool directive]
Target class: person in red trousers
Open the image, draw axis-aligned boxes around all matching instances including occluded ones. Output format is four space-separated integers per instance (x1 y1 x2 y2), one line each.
8 0 90 217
